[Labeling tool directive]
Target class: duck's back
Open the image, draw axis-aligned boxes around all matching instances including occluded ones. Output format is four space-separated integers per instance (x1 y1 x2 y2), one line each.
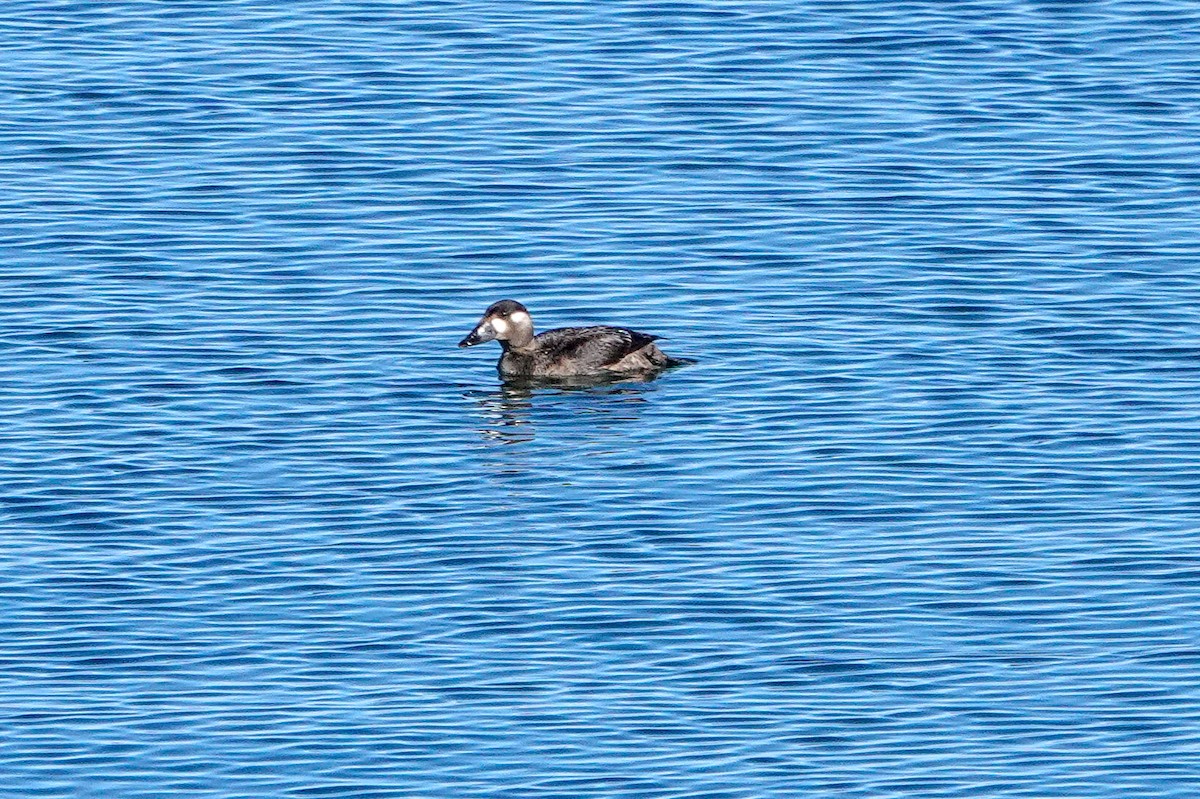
499 325 669 378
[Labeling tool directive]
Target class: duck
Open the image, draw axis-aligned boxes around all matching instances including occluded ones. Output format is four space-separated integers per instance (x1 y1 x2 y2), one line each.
458 300 682 379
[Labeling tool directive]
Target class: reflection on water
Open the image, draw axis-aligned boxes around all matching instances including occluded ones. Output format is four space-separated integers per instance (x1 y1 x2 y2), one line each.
468 382 536 444
466 374 662 444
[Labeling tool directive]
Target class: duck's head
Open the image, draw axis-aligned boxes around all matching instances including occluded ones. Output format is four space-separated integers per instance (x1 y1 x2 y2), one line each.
459 299 535 349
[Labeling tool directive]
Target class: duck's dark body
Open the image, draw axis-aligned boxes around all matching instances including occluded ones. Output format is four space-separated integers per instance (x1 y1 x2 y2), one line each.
498 325 670 379
459 300 679 379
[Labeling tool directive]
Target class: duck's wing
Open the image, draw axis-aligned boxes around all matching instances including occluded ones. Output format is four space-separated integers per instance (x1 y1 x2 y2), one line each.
537 326 660 368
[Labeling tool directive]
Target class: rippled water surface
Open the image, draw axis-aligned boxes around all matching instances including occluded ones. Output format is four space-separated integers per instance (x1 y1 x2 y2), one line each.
3 2 1200 797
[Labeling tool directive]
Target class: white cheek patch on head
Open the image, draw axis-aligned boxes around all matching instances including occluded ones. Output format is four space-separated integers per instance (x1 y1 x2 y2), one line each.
490 317 509 334
509 311 531 327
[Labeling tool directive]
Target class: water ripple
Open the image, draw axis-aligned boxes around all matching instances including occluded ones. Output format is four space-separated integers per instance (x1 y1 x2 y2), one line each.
2 1 1200 797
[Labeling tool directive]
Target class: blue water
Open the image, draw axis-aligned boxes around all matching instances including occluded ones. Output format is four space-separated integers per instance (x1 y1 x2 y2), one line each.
3 2 1200 797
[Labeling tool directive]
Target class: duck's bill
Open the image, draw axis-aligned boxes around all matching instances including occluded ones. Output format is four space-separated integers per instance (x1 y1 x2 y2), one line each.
458 322 494 348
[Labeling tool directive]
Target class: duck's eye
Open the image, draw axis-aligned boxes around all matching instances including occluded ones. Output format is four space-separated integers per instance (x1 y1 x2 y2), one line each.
491 317 509 334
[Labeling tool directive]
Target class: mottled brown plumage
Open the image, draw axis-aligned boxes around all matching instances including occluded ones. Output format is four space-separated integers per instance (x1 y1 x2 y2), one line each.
458 300 681 379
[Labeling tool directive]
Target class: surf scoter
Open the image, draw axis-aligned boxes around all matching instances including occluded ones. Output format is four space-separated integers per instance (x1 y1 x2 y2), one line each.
458 300 681 379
